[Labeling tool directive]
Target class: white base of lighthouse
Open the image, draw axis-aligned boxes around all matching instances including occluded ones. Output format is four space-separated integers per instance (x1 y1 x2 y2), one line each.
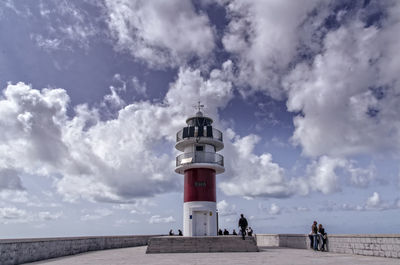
183 201 217 237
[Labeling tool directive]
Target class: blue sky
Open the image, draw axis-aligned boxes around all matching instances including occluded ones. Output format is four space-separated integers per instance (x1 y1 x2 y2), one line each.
0 0 399 238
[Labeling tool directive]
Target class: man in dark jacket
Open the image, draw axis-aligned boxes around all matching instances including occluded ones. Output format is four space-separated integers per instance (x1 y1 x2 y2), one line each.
238 214 248 240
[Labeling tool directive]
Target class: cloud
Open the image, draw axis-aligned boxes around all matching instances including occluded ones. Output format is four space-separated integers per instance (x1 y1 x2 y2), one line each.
112 199 154 215
307 156 376 194
307 156 346 194
104 0 215 68
284 3 400 158
221 0 321 99
149 215 175 224
31 36 62 51
0 82 178 203
366 192 380 207
321 192 399 212
268 203 281 215
131 77 147 97
0 63 236 203
292 206 310 212
102 86 126 110
114 218 139 227
219 129 305 198
0 190 29 204
81 208 113 221
217 200 236 216
0 169 24 191
38 211 63 221
0 206 62 224
29 1 99 51
0 207 27 222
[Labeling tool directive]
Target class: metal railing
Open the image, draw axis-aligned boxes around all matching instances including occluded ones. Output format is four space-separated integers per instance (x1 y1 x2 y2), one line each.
176 152 224 167
176 127 223 142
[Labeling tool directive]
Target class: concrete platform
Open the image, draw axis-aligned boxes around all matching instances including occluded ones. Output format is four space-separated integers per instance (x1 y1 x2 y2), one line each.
28 246 400 265
146 236 259 253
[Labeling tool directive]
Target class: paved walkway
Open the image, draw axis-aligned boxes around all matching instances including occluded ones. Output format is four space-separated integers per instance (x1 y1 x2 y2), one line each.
28 246 399 265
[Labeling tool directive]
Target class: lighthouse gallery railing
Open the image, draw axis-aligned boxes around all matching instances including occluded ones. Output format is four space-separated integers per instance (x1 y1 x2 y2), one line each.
176 127 223 142
176 152 224 167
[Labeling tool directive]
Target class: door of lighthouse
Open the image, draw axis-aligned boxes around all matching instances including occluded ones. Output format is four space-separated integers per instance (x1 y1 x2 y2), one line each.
193 211 208 236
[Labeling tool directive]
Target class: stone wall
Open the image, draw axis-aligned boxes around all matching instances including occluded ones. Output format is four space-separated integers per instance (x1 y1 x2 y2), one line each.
2 234 399 264
255 234 400 259
0 235 156 265
328 234 400 259
279 234 308 249
146 236 259 253
254 234 279 247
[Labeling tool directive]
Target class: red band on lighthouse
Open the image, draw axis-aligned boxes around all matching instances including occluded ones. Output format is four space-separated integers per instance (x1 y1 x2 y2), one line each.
184 168 216 202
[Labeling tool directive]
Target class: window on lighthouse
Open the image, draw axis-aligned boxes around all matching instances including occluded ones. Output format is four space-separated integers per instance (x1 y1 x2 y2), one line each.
196 145 204 152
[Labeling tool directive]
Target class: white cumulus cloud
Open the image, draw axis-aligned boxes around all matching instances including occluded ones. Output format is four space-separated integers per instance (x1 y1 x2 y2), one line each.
219 129 304 198
105 0 215 68
284 6 400 158
221 0 321 99
268 203 281 215
149 215 175 224
217 200 236 216
307 156 376 194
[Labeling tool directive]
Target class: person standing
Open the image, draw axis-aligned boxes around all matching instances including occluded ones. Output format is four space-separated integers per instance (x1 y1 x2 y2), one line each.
308 231 314 249
318 224 327 251
311 221 318 250
238 214 248 240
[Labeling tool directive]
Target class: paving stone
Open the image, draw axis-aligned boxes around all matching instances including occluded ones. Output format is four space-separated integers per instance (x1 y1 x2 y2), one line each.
27 246 400 265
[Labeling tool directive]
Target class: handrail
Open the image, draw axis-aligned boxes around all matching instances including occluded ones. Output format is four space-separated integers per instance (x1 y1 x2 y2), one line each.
176 127 223 142
176 152 224 167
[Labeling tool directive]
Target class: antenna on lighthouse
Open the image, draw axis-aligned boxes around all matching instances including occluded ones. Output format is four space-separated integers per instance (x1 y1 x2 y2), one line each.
194 101 204 117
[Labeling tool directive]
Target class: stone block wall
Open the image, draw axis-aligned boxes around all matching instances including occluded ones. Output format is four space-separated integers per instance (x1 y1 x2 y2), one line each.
327 234 400 259
255 234 400 259
255 234 279 247
0 235 156 265
146 235 259 253
279 234 308 249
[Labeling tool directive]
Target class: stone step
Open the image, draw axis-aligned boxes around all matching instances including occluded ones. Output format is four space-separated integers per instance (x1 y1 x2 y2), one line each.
146 236 259 253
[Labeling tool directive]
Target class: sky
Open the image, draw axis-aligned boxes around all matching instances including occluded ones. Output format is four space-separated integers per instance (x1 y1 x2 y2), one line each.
0 0 399 238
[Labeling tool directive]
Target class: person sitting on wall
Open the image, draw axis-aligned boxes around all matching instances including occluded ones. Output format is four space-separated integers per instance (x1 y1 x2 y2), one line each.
247 227 253 236
318 224 327 251
169 229 174 236
218 229 223 235
223 229 229 235
232 229 237 235
178 229 183 236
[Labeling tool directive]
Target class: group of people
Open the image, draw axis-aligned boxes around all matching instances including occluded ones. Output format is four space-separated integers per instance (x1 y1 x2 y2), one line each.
168 214 253 240
218 214 252 240
218 226 253 237
309 221 327 251
169 229 183 236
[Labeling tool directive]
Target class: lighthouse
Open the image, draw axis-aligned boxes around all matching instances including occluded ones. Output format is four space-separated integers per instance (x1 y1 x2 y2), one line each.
175 103 224 236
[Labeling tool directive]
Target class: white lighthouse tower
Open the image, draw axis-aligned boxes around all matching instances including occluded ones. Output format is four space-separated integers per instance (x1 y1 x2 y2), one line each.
175 103 224 236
